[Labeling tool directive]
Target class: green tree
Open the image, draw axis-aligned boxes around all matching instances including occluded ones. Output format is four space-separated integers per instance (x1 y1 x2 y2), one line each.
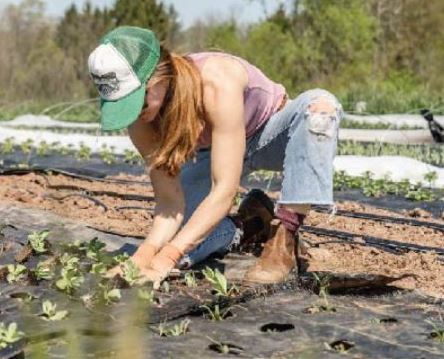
112 0 180 46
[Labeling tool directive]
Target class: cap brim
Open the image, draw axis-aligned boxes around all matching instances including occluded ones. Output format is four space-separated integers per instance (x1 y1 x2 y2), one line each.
100 86 145 131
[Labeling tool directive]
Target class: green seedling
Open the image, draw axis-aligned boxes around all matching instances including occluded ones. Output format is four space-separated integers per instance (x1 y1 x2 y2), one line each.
90 263 107 275
305 273 336 314
58 253 80 271
36 141 50 156
99 144 116 165
1 137 15 154
201 304 232 321
19 139 34 154
424 171 438 188
75 143 91 161
202 267 236 297
28 230 50 254
160 281 170 293
123 149 143 165
40 300 68 321
138 288 155 303
0 322 24 349
55 268 84 294
33 262 54 281
157 319 190 337
6 264 27 283
81 238 106 261
122 260 140 286
100 285 121 305
206 336 244 355
184 272 197 288
426 320 444 342
113 252 130 264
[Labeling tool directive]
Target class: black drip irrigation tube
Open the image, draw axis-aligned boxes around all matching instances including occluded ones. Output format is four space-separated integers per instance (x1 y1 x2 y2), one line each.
301 225 444 256
0 166 152 186
313 206 444 233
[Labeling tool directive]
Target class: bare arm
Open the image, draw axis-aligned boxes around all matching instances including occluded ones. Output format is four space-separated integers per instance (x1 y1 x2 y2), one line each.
171 56 248 254
127 120 185 249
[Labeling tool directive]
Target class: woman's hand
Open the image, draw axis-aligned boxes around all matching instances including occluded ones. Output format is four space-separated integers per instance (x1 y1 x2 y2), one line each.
135 243 184 288
106 242 159 278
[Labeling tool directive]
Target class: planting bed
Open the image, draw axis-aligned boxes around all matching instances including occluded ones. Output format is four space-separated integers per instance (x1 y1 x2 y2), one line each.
1 152 444 357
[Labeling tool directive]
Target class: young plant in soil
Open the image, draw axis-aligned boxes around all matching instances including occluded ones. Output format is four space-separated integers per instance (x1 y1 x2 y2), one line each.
156 319 190 337
80 238 106 262
0 322 24 349
28 230 50 254
99 284 121 305
138 288 155 303
304 273 336 314
39 300 69 321
184 272 197 288
1 137 15 154
99 144 116 165
121 260 141 286
32 261 54 281
55 268 84 294
202 267 237 297
6 264 27 283
426 320 444 342
75 143 91 161
113 253 130 265
36 141 50 157
58 253 80 270
201 304 232 321
19 139 34 154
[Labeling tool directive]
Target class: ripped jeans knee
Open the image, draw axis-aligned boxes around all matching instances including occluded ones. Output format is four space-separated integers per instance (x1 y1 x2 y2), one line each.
303 90 343 140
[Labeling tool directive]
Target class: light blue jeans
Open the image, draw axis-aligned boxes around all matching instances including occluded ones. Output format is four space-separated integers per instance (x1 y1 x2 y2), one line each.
179 88 344 267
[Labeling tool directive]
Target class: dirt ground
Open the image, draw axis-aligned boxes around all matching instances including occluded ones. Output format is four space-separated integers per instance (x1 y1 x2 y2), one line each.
1 172 443 298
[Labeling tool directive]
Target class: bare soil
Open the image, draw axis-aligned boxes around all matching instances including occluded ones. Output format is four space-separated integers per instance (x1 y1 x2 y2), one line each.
1 172 443 297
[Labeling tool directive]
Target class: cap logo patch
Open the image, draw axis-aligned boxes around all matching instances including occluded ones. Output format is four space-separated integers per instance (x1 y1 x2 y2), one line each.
91 72 120 97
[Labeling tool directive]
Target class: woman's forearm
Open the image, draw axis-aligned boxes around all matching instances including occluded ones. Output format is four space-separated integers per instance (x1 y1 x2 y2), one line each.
171 187 235 254
145 202 184 248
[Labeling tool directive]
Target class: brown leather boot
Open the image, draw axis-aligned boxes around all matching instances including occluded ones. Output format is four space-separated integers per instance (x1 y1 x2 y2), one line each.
243 219 297 285
230 189 274 252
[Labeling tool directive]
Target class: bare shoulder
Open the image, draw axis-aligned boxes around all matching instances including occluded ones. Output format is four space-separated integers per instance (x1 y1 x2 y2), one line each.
199 54 248 93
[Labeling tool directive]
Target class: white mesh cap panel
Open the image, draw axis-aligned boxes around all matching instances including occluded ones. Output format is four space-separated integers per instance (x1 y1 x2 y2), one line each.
88 43 141 101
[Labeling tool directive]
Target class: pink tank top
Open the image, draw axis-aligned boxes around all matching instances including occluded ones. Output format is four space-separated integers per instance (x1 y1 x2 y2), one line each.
188 52 286 149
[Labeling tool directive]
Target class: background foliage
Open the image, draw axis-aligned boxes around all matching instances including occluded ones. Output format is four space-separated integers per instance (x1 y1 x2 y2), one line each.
1 0 443 117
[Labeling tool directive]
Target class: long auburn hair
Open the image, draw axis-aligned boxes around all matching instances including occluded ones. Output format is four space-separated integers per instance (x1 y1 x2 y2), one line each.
138 46 205 177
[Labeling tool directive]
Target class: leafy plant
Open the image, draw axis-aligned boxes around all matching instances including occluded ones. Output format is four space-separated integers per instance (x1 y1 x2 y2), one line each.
138 288 155 303
184 272 197 288
113 252 130 264
28 230 50 254
36 140 50 156
426 320 444 342
100 285 121 305
424 171 438 188
40 300 68 321
19 139 34 154
55 268 84 294
75 142 91 161
6 264 27 283
121 260 140 286
157 319 190 337
58 253 80 271
0 322 24 349
1 137 15 154
202 267 236 297
99 144 116 165
201 304 232 321
90 263 107 275
81 238 106 261
33 262 54 281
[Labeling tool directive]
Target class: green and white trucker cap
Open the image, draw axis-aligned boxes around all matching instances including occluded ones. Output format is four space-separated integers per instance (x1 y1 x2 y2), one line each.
88 26 161 131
